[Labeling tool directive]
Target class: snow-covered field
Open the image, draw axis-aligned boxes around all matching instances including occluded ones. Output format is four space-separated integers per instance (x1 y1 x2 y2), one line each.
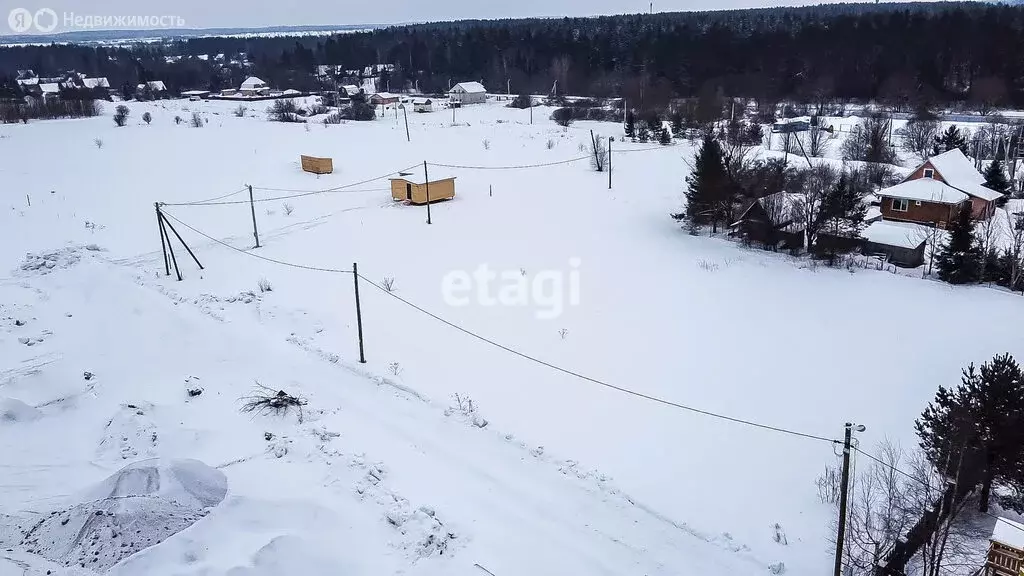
2 98 1020 575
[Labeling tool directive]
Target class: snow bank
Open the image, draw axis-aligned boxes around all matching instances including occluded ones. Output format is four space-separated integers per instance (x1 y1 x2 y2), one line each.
21 459 226 571
0 398 41 423
225 534 354 575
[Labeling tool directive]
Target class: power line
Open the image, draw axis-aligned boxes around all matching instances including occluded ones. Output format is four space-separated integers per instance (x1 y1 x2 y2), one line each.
160 211 355 274
173 187 390 206
428 156 590 170
355 273 840 445
162 186 250 207
152 213 840 445
254 163 421 195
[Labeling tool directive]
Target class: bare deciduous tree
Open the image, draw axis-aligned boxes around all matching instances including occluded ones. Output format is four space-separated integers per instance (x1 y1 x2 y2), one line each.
898 119 940 162
589 132 608 172
794 163 840 250
1003 207 1024 290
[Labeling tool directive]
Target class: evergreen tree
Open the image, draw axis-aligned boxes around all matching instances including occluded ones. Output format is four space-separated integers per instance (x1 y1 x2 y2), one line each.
916 353 1024 512
670 109 683 136
637 121 650 143
684 134 728 232
933 125 969 156
935 206 982 284
984 159 1010 204
658 126 672 145
624 109 636 140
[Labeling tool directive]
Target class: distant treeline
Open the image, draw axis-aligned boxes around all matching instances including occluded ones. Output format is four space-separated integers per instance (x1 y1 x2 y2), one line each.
3 2 1024 110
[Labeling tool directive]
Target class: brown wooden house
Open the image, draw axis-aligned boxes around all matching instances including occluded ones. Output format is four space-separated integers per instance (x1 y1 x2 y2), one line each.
878 178 969 229
730 192 805 250
880 148 1002 226
389 172 456 205
984 517 1024 576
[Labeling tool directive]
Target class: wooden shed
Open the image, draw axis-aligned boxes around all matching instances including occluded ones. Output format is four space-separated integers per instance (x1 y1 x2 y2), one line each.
300 155 333 175
389 172 456 205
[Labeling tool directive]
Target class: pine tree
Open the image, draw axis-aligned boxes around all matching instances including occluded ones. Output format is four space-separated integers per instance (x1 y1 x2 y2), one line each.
684 134 728 232
624 109 636 140
933 125 968 156
670 110 683 136
916 353 1024 512
936 206 982 284
637 122 650 143
984 159 1010 203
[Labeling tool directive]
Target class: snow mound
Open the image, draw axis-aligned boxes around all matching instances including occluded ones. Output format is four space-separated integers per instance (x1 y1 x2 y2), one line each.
225 534 354 575
18 247 86 275
22 459 226 572
0 398 41 423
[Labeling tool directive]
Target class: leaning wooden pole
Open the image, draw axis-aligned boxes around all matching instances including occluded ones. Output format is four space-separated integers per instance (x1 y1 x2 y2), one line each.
423 161 432 225
160 212 204 270
352 262 366 364
155 202 170 276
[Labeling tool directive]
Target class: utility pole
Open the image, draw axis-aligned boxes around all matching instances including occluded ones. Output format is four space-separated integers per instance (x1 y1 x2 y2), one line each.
452 103 456 124
400 105 410 142
352 262 366 363
530 104 533 125
507 78 510 95
155 202 169 276
247 185 260 248
423 161 432 225
602 136 610 188
834 422 864 576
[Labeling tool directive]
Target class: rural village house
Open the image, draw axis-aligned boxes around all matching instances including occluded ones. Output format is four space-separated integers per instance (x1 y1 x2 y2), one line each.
239 77 269 96
448 81 487 105
730 191 806 250
412 98 434 112
879 149 1002 227
984 517 1024 576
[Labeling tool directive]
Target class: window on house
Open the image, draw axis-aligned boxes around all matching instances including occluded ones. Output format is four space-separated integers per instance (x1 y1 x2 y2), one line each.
892 198 910 212
924 168 934 178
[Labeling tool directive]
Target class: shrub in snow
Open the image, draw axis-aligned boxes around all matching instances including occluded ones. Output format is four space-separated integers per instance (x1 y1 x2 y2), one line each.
769 562 786 575
174 115 182 125
282 203 294 216
142 112 151 125
322 112 344 125
258 277 273 293
240 382 307 422
340 102 375 121
189 111 203 128
551 107 574 127
387 362 402 376
94 138 103 149
445 393 487 428
546 139 555 150
381 276 395 292
113 105 129 127
482 139 490 150
308 103 329 116
267 100 303 123
233 105 247 117
558 328 568 340
773 523 788 545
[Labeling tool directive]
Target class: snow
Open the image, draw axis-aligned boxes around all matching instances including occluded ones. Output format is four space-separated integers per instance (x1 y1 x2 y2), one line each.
992 517 1024 550
450 82 486 94
861 220 935 249
1 98 1020 576
81 78 110 89
924 149 1003 202
39 83 60 94
879 178 969 204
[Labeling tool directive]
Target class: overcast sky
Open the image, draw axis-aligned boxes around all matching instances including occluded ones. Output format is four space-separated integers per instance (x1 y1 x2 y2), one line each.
3 0 954 34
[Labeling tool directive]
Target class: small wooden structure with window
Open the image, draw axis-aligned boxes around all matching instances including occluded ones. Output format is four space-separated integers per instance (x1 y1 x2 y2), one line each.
389 172 456 205
984 517 1024 576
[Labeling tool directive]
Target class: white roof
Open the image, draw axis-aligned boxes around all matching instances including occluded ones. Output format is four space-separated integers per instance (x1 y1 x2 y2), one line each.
341 84 360 92
391 171 456 185
925 149 1003 202
412 98 432 105
282 89 301 95
373 92 399 99
992 517 1024 550
861 220 936 250
147 81 166 91
880 179 968 204
39 83 60 93
16 77 39 86
81 77 109 89
450 81 486 94
240 77 265 88
181 90 209 96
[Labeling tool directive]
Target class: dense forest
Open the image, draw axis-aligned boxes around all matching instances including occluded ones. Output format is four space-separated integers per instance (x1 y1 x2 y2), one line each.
4 2 1024 110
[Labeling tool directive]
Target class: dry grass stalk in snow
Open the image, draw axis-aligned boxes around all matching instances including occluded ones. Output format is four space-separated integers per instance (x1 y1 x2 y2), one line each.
381 276 395 292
